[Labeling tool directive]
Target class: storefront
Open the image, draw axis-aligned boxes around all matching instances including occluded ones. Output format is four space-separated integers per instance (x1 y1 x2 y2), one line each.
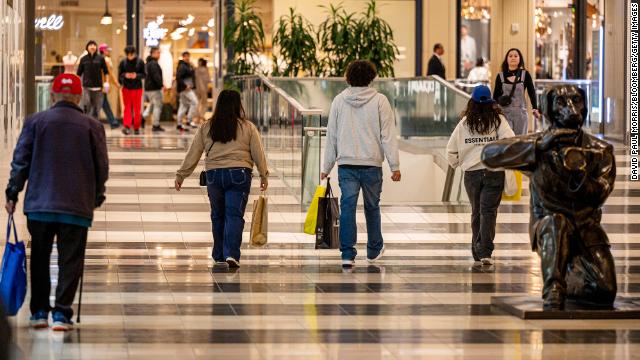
534 0 604 81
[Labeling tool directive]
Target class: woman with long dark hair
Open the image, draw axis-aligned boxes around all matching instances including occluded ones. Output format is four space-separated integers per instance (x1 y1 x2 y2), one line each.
493 48 540 135
175 90 268 268
447 85 515 265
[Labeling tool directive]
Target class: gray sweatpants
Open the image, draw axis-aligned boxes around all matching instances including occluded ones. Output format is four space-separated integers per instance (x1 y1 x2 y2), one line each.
143 90 163 126
82 89 103 120
177 89 198 123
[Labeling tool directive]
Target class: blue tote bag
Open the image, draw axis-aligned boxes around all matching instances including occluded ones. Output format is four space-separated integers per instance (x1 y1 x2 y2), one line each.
0 215 27 316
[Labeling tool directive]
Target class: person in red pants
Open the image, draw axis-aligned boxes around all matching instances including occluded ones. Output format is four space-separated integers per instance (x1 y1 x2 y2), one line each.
118 45 146 135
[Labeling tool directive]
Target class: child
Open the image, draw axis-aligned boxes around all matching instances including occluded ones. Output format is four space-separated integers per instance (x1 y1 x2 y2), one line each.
446 85 515 265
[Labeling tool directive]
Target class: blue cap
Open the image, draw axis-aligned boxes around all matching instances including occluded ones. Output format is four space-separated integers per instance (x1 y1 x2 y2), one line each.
471 85 494 104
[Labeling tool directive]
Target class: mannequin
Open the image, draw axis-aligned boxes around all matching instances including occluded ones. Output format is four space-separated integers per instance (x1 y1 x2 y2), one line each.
62 51 77 74
158 43 174 89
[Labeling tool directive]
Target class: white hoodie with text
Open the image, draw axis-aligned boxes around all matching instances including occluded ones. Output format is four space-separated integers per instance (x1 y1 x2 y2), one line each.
446 114 515 171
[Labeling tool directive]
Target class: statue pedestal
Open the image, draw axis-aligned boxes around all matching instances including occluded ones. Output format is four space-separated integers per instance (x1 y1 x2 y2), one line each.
491 296 640 319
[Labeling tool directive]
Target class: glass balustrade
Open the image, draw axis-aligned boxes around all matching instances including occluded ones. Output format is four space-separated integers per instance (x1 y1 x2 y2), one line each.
35 76 53 112
230 76 322 206
231 75 472 206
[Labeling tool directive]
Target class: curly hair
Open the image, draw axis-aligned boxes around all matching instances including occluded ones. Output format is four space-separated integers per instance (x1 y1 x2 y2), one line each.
345 60 377 87
461 100 504 135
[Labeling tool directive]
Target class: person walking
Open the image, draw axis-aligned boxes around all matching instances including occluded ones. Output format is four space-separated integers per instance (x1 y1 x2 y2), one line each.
4 74 109 331
493 48 540 135
76 40 109 120
446 85 514 265
175 90 268 268
176 51 199 131
118 45 146 135
195 58 211 124
143 46 165 132
427 43 446 79
98 43 120 129
467 58 490 82
320 60 401 268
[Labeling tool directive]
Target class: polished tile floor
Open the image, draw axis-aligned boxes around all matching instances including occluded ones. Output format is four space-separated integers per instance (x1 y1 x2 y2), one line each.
2 126 640 359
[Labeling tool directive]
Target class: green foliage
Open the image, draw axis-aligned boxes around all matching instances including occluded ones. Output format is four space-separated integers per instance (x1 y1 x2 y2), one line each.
271 8 320 77
223 0 265 75
352 0 399 77
316 3 357 77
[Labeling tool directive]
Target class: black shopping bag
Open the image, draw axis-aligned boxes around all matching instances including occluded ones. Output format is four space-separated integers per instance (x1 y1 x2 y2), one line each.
315 180 340 249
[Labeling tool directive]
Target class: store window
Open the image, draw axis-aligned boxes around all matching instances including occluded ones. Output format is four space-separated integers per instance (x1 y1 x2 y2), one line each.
458 0 491 80
534 0 604 80
34 0 127 77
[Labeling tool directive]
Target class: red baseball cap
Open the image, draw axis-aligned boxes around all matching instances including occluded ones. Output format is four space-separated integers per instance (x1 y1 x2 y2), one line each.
52 74 82 95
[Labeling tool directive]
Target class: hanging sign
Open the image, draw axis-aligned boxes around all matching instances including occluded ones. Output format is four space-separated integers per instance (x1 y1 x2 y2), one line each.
35 14 64 31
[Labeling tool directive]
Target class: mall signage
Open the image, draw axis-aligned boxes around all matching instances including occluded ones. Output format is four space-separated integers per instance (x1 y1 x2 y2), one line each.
144 20 168 47
35 14 64 31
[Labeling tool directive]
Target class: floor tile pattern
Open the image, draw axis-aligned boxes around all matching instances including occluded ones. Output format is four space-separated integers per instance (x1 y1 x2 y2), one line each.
2 127 640 359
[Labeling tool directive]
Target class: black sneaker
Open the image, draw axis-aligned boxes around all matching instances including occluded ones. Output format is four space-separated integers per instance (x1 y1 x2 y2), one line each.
122 127 132 135
110 123 120 130
134 129 140 135
152 125 166 132
177 125 190 132
226 257 240 268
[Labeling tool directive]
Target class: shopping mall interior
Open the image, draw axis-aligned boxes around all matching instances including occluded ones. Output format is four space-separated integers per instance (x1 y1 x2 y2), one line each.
0 0 636 359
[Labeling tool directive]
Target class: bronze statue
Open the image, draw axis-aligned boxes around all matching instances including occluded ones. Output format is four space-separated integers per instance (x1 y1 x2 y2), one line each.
481 85 617 310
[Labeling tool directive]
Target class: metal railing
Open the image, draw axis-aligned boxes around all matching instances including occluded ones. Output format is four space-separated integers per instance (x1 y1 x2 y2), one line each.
229 75 323 206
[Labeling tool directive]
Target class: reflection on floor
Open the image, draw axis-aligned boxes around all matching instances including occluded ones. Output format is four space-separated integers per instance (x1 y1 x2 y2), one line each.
3 126 640 360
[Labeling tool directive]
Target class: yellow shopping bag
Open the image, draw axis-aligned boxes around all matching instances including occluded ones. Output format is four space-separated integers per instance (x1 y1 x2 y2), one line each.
304 185 327 235
502 170 523 201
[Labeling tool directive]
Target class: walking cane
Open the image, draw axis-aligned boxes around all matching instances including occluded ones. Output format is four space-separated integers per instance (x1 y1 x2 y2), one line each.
76 273 84 324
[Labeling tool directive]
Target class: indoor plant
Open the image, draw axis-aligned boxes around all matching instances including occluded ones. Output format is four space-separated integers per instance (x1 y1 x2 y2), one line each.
223 0 265 75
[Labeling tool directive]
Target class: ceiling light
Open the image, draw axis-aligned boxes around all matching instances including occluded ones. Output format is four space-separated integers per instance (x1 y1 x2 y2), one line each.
188 28 195 37
100 0 112 25
207 18 215 27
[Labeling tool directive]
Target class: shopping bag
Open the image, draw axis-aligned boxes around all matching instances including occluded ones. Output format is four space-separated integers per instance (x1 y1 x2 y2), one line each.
304 185 327 235
250 194 268 247
502 170 523 201
315 181 340 249
0 215 27 316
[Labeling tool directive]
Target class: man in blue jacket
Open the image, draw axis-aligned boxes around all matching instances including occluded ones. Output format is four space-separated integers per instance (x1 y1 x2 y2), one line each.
4 73 109 331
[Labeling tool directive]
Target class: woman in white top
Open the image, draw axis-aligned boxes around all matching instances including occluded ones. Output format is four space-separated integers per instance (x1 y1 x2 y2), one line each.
467 58 490 82
446 85 515 265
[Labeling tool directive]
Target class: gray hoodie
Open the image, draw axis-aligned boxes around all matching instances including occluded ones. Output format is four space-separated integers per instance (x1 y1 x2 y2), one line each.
323 87 400 173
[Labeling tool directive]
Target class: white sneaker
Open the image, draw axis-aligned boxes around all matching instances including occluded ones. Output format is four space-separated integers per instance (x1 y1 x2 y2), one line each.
341 259 355 267
367 246 386 263
481 257 494 265
226 257 240 268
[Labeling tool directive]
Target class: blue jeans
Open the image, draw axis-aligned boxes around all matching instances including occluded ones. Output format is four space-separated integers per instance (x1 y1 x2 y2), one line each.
102 95 118 126
338 166 384 260
206 168 252 262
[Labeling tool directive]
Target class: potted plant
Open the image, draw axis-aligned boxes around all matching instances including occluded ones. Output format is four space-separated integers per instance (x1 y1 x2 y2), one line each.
354 0 399 77
272 8 320 77
223 0 265 75
316 3 358 77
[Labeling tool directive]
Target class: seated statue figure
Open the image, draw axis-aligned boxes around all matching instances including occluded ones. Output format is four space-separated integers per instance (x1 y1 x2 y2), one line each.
481 85 617 310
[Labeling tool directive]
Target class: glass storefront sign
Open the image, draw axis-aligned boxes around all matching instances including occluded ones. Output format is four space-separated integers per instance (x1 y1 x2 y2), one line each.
459 0 491 79
144 19 168 47
35 14 64 31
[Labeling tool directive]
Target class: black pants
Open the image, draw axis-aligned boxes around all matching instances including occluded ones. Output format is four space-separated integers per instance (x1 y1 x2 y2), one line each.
463 169 505 260
27 220 88 319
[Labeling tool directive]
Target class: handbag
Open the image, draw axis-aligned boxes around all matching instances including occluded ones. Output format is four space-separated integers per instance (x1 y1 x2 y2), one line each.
497 72 520 107
250 192 268 247
315 179 340 249
199 142 214 186
304 184 328 235
0 214 27 316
